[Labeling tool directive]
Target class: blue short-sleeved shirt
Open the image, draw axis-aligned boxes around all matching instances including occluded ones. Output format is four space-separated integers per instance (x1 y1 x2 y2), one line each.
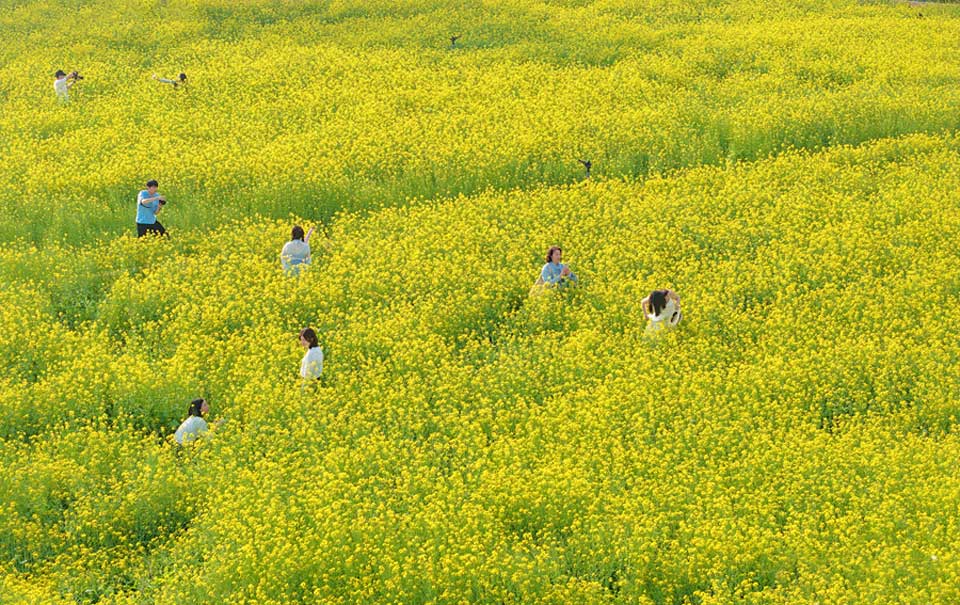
540 262 578 285
136 190 160 225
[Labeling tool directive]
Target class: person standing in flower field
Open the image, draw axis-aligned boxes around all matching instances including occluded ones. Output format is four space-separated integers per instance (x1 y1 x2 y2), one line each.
642 289 682 333
174 398 209 445
536 246 578 288
299 327 324 381
136 179 168 238
53 69 80 102
280 225 315 275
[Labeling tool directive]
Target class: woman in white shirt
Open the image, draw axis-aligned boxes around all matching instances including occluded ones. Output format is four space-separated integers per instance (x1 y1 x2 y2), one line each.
174 398 209 445
280 225 315 275
642 289 682 333
299 327 324 381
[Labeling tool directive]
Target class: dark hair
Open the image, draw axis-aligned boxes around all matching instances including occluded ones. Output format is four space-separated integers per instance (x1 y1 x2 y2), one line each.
291 225 305 241
648 290 669 317
179 73 187 81
146 179 159 188
546 246 562 263
300 327 319 348
188 398 206 417
55 70 66 78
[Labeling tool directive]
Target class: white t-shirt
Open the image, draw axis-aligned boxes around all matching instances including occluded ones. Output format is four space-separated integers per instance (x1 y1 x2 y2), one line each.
174 415 208 445
647 299 681 326
54 77 69 99
300 346 324 379
280 240 311 273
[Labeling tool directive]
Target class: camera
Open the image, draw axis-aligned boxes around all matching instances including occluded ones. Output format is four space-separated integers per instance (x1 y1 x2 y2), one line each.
70 71 83 80
158 197 167 205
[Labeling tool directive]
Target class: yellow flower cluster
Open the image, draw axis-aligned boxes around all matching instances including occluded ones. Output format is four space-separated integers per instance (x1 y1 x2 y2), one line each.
1 0 960 244
4 130 960 603
4 1 960 604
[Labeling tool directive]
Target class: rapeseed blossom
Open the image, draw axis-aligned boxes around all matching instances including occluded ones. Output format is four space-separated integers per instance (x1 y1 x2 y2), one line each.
4 1 960 603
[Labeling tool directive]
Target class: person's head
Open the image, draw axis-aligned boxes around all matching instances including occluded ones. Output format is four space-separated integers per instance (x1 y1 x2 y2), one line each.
55 70 67 79
146 179 159 194
546 246 562 264
299 327 319 349
648 290 669 317
291 225 305 241
179 73 187 81
188 398 209 417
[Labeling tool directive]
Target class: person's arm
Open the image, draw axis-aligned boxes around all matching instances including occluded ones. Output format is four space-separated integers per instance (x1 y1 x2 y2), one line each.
305 226 315 244
139 193 161 206
667 290 680 306
641 297 651 316
541 264 558 285
563 265 578 282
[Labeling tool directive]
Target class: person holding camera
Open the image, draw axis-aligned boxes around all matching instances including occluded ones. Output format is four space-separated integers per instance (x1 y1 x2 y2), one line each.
136 179 168 238
53 69 81 102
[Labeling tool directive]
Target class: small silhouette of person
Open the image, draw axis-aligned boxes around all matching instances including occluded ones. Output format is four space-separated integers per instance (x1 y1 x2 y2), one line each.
153 73 187 89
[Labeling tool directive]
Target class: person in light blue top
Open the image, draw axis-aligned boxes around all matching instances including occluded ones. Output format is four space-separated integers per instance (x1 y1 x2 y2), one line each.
136 179 167 238
280 225 314 275
537 246 578 287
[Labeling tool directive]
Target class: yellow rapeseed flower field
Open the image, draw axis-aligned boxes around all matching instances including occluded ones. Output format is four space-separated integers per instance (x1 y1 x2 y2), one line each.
3 0 960 603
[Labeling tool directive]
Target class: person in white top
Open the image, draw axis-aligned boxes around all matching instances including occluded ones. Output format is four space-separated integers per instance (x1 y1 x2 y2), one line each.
299 327 324 381
642 289 682 333
53 70 80 102
281 225 315 275
174 398 209 445
153 72 187 89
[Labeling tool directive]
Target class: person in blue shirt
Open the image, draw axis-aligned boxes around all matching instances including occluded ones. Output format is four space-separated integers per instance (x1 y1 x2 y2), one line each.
536 246 578 288
280 225 315 275
136 179 168 238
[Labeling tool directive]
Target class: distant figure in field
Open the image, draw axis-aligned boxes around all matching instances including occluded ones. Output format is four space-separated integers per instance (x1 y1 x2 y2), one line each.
578 159 592 178
153 72 187 89
535 246 578 288
642 289 682 333
136 179 168 238
53 69 81 102
174 398 209 445
299 327 324 381
280 225 315 275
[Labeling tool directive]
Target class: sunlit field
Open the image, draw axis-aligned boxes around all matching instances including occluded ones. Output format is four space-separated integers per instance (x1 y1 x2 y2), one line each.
3 1 960 604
